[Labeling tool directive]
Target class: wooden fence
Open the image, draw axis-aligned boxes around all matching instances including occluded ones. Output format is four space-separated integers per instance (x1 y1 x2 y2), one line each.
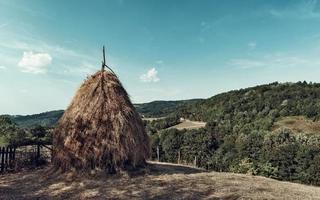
155 146 199 167
0 146 16 173
0 145 52 174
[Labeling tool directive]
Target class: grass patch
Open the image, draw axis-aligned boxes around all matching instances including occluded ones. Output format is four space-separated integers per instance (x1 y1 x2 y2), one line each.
272 116 320 134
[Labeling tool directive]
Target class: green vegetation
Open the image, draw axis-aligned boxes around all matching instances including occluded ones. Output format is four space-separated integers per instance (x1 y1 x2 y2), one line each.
0 116 51 147
135 99 201 117
2 101 198 129
2 81 320 185
144 115 181 134
150 82 320 186
7 110 64 128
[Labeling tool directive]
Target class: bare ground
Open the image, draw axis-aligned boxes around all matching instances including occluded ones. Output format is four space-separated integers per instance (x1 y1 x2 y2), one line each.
0 162 319 200
169 120 206 130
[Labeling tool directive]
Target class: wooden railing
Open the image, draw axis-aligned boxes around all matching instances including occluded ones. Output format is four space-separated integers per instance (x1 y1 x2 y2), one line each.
0 146 16 173
0 145 52 174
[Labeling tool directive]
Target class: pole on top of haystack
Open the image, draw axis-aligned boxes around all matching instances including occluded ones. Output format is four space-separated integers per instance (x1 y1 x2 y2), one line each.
101 46 106 72
101 45 116 75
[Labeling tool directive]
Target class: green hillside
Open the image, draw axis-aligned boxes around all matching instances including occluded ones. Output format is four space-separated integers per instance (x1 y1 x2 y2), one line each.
151 81 320 186
180 81 320 123
8 110 64 128
135 99 201 117
2 100 199 128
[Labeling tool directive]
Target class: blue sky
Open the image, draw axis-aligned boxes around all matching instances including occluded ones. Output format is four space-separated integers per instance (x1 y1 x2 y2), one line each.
1 0 320 114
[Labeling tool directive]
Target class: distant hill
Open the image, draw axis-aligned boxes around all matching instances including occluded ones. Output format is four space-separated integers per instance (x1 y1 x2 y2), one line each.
3 100 201 128
134 99 201 118
8 110 64 128
180 81 320 123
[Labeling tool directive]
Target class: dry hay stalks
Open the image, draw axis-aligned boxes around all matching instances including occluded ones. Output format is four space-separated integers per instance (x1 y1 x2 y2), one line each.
52 71 150 174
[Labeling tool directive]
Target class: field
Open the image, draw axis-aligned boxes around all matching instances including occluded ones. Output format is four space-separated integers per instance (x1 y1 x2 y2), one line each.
168 119 206 130
0 162 320 200
272 116 320 134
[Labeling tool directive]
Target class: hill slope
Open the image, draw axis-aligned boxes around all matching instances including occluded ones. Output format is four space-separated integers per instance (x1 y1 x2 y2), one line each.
180 81 320 123
8 110 64 128
0 162 319 200
150 82 320 186
3 100 201 128
135 99 202 117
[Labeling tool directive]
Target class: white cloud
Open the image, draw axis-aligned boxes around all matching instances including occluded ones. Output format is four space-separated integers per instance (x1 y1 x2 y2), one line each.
0 38 92 62
248 41 257 49
0 23 8 29
140 68 160 82
229 53 317 70
269 0 320 19
0 66 6 70
229 59 264 69
18 51 52 74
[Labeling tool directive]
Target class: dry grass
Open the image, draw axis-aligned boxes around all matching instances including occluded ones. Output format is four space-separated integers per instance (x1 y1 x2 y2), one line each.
1 162 319 200
53 70 149 173
169 120 206 130
272 116 320 134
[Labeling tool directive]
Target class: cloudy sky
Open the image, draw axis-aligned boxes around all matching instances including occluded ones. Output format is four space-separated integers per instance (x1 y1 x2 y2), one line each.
1 0 320 114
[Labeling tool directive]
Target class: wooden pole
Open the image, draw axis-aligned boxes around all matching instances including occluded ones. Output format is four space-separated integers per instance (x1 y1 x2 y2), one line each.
101 46 106 71
157 146 160 162
36 144 40 166
5 146 9 170
103 46 106 66
13 147 16 170
8 147 12 169
0 147 4 173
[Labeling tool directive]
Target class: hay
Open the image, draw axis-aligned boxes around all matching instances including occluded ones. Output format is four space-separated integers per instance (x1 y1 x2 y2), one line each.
52 70 150 174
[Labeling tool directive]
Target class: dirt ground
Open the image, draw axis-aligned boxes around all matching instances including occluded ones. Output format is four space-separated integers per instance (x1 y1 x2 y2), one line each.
0 162 320 200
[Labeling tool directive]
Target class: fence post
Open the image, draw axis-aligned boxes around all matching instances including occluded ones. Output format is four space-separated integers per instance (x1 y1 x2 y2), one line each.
157 146 160 162
36 144 40 166
5 146 9 170
13 147 16 170
177 150 181 164
0 147 4 173
194 156 197 167
8 147 12 169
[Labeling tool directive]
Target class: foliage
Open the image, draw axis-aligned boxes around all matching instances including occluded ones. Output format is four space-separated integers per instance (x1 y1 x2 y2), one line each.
144 115 180 134
135 99 201 118
4 110 64 128
150 82 320 186
0 116 51 146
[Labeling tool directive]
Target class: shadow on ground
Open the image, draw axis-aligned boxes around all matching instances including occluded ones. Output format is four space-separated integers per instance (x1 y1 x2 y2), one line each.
1 161 318 200
146 161 206 175
0 162 234 200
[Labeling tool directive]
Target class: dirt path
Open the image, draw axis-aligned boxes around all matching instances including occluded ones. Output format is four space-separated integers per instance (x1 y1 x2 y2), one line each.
0 162 319 200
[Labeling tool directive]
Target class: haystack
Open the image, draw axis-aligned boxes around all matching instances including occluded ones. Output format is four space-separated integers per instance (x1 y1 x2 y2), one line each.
52 48 150 174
